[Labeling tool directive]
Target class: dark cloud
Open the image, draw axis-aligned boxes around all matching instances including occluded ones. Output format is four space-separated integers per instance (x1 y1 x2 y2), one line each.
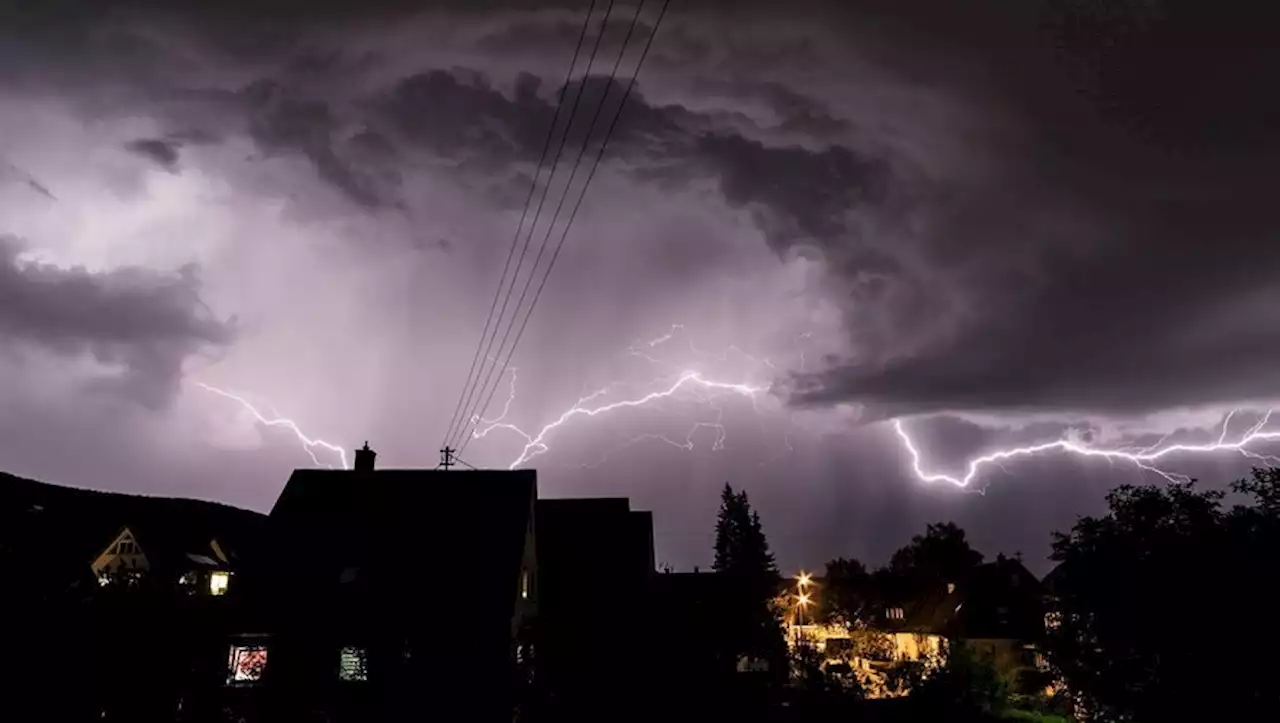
0 236 234 408
377 70 554 169
125 138 181 171
242 79 403 209
766 1 1280 418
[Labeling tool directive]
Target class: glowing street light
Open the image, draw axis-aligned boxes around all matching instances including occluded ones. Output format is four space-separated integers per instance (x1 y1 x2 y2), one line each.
797 592 811 607
797 571 812 588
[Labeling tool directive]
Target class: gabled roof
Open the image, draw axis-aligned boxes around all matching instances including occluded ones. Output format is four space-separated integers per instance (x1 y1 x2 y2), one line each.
96 524 233 574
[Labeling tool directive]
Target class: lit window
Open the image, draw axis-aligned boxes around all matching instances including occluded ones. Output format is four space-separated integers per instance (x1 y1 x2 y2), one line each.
227 645 267 684
520 569 531 600
887 607 904 620
339 647 369 682
209 571 231 596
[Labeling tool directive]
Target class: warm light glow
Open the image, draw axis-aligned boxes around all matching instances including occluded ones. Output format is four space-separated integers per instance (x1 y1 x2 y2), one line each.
797 593 812 607
209 571 231 596
227 645 267 683
797 571 812 587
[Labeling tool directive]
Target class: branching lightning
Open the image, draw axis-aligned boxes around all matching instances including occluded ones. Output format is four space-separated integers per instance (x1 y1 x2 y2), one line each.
471 368 769 470
195 382 348 469
894 410 1280 487
195 324 1279 488
467 324 1280 487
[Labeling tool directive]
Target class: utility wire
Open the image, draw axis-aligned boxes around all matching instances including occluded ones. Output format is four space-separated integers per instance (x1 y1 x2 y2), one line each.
456 0 671 458
443 0 618 448
441 0 604 447
451 0 647 451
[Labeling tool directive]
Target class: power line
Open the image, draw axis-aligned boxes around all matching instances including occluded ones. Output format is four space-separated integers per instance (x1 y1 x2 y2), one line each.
450 0 649 452
441 0 606 447
456 0 671 459
442 0 618 449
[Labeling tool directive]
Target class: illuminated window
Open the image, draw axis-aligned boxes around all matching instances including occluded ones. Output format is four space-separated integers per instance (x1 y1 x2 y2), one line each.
227 645 267 684
887 607 904 620
209 571 231 596
339 647 369 682
520 569 531 600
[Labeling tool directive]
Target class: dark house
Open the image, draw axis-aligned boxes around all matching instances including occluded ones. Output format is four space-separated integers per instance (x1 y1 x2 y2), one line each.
255 455 538 721
530 497 655 712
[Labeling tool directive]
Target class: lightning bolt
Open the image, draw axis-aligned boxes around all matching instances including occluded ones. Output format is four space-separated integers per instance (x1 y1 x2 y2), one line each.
195 382 349 469
893 409 1280 487
471 369 770 470
471 325 1280 487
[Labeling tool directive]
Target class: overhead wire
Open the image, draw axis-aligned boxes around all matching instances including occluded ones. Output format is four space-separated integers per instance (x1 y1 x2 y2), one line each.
450 0 649 452
442 0 606 445
455 0 671 459
446 0 621 450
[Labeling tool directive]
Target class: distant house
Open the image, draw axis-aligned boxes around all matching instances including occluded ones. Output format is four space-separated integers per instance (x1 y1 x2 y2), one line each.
90 525 235 595
1 471 266 720
250 446 539 721
785 556 1048 696
0 471 264 598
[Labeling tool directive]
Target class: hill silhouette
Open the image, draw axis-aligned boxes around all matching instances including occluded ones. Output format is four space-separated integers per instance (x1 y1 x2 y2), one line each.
0 470 266 592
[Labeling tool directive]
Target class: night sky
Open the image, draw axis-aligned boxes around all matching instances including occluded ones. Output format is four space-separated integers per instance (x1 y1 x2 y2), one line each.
2 1 1277 575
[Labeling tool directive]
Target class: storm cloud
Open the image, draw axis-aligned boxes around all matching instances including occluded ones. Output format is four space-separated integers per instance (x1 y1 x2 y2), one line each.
0 236 233 407
1 0 1277 573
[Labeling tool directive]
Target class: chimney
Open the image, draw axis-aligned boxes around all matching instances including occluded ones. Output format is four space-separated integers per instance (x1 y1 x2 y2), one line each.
354 441 376 471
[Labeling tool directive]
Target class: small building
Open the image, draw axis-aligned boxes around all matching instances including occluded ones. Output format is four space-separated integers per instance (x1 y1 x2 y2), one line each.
90 525 235 595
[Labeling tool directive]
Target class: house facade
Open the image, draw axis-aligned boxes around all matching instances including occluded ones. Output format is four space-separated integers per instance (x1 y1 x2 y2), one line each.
784 556 1049 696
252 460 539 721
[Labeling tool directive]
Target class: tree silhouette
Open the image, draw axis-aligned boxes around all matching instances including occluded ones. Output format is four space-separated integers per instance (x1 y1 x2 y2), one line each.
888 521 984 594
1047 469 1280 721
819 557 872 628
713 483 778 580
711 483 784 674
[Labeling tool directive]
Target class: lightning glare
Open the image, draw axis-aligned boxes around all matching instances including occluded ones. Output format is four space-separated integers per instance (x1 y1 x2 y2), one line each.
472 369 769 470
894 410 1280 487
195 382 349 469
197 325 1278 487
